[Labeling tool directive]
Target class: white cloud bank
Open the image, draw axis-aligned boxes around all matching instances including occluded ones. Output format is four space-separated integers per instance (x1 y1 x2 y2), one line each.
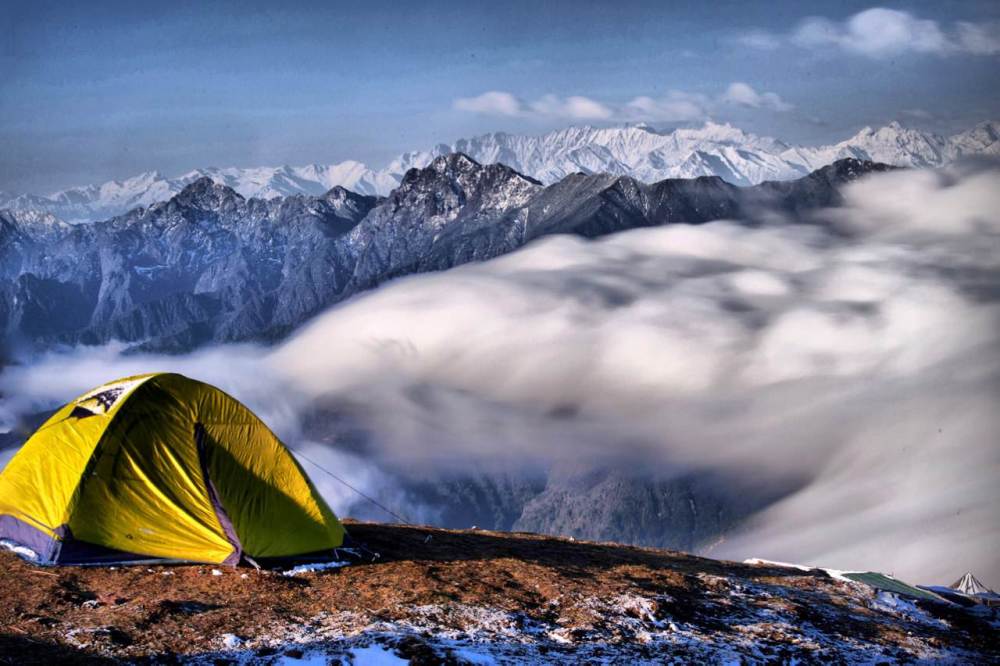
453 82 792 123
2 164 999 584
741 7 1000 58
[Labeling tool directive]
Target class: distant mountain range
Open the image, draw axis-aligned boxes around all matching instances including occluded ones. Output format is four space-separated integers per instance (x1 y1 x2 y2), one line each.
0 155 891 355
0 153 897 557
2 120 996 222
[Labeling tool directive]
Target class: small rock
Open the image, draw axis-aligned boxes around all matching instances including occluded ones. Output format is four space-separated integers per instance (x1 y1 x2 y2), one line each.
105 627 133 647
211 569 224 577
221 633 243 649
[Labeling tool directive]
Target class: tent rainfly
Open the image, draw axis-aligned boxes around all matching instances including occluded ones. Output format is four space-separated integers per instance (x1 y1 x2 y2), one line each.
950 572 1000 606
0 373 347 566
950 573 996 597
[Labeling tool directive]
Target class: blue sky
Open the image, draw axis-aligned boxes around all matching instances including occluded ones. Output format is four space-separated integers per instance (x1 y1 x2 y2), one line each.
1 0 998 193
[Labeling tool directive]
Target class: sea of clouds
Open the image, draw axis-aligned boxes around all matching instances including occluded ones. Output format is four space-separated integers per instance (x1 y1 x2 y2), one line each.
1 163 998 584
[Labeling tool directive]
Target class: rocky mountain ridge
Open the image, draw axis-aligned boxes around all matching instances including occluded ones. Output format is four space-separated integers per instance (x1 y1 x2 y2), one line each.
2 119 993 222
0 156 892 355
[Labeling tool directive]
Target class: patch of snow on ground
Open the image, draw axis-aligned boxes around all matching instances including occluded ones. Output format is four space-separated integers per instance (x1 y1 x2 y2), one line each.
743 557 863 583
0 538 39 561
871 591 949 630
820 567 862 582
281 561 351 577
449 646 500 665
161 582 995 664
349 643 410 665
743 557 814 572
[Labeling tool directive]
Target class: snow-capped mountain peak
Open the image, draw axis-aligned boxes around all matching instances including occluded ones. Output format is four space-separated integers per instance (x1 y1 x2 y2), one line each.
829 122 949 167
949 121 1000 157
2 119 997 223
674 120 786 150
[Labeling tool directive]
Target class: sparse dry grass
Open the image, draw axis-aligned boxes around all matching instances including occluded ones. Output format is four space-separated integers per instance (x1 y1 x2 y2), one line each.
0 521 995 663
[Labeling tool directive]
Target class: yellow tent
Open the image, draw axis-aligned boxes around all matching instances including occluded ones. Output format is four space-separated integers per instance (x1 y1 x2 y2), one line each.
0 373 346 565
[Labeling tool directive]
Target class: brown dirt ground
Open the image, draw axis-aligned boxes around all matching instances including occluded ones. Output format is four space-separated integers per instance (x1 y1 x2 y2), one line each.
0 521 995 663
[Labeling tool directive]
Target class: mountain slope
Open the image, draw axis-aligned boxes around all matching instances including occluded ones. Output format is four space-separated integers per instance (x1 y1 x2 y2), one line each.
345 153 543 293
0 157 891 352
0 180 380 350
0 164 392 223
3 120 995 222
0 523 995 663
414 120 993 189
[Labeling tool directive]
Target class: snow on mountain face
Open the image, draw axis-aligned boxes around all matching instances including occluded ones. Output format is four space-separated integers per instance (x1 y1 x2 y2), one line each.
798 121 949 170
394 122 805 187
0 163 391 223
181 162 396 201
0 156 884 353
2 120 997 222
949 121 1000 158
412 120 997 188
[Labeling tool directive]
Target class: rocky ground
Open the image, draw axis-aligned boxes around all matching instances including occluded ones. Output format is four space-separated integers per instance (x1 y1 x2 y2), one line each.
0 521 996 664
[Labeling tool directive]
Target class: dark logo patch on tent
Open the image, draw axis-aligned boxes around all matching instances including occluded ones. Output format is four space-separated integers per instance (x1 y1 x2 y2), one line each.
91 388 125 411
76 385 132 414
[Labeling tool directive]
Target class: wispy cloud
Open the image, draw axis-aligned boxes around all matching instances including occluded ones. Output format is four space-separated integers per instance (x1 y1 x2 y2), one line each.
720 82 794 112
454 83 792 123
452 91 523 116
736 29 782 51
623 91 711 122
738 7 1000 58
793 9 950 57
453 91 614 120
955 21 1000 55
529 94 614 120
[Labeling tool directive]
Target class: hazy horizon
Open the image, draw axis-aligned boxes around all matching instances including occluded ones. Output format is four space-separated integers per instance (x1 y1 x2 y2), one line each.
5 116 1000 198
